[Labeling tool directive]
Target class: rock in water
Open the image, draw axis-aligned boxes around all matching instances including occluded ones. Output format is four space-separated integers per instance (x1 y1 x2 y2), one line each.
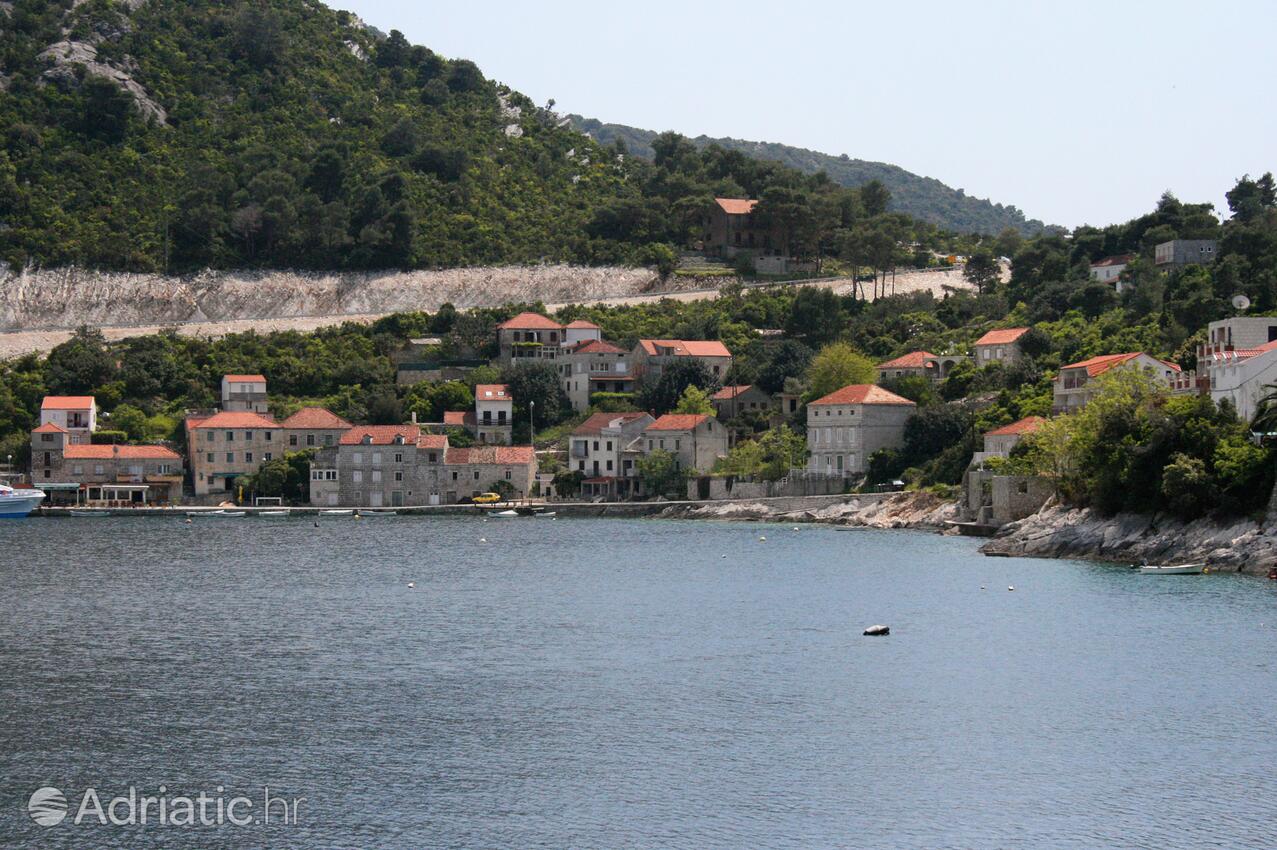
863 624 890 636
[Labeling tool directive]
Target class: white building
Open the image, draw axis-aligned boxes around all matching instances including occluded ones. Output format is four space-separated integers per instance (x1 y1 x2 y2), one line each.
806 384 915 476
569 411 653 499
221 374 269 413
39 395 97 443
1089 254 1135 292
474 384 514 445
1052 353 1181 414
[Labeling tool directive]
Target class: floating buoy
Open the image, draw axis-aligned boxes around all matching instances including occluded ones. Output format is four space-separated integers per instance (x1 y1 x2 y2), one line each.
759 535 766 542
980 585 986 590
792 527 800 532
184 518 193 524
1008 585 1015 591
479 537 487 543
407 582 415 589
721 554 727 559
863 624 890 636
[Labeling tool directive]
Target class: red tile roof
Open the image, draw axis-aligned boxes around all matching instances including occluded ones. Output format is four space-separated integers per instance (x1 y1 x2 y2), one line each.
222 374 266 383
572 412 651 436
475 384 511 402
280 406 352 431
877 351 936 369
809 384 916 407
41 395 95 410
443 410 475 427
1061 352 1180 377
565 319 601 329
711 385 754 400
638 339 732 358
974 327 1030 346
190 411 280 429
572 340 626 355
986 416 1046 437
416 434 449 450
445 445 536 465
715 197 758 215
32 422 69 434
1090 254 1135 268
340 424 421 446
63 444 181 460
647 413 711 431
497 312 562 331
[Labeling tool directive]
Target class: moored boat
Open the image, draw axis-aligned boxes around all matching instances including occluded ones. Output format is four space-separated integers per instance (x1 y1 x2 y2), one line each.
319 509 354 517
1138 563 1205 575
488 509 520 518
0 484 46 518
69 510 109 518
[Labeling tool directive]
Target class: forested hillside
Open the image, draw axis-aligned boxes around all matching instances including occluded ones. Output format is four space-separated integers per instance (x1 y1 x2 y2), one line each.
569 116 1050 236
0 0 970 275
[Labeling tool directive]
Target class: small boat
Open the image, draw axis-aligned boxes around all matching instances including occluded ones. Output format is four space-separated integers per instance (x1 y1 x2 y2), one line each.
1138 563 1205 575
257 510 291 518
488 509 520 518
534 511 557 518
69 510 109 518
207 510 246 518
319 509 354 517
0 483 46 518
355 510 394 518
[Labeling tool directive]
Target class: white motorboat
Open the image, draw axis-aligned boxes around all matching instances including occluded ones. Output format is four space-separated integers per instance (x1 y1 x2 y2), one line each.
319 509 354 517
355 510 394 518
207 510 246 518
0 484 46 518
1138 563 1205 575
488 509 520 518
534 511 557 518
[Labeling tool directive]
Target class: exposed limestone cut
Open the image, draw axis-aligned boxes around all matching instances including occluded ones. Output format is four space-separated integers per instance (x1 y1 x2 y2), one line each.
37 37 167 125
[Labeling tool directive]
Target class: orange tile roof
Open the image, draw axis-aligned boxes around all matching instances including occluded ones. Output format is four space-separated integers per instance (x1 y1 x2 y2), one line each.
638 339 732 358
974 327 1030 346
63 444 181 460
715 198 758 215
190 411 280 429
1060 352 1180 377
572 412 651 436
416 434 449 450
222 374 266 383
647 413 711 431
280 406 352 430
986 416 1046 437
809 384 916 407
497 312 562 330
41 395 95 410
572 340 626 355
475 384 511 402
443 410 475 427
565 319 601 329
711 385 755 400
340 425 422 446
445 445 536 465
32 422 69 434
877 351 936 369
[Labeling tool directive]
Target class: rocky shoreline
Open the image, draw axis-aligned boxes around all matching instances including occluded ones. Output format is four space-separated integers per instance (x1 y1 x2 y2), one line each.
981 503 1277 575
658 491 958 531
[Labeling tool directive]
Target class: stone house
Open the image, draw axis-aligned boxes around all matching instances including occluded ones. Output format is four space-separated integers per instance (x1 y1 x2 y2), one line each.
632 339 733 381
559 340 635 412
496 312 564 364
221 374 269 414
281 406 352 451
639 413 728 476
443 445 537 502
973 328 1030 366
187 410 283 497
805 384 915 476
30 421 182 504
710 385 774 420
1052 353 1181 414
702 197 788 262
569 411 654 500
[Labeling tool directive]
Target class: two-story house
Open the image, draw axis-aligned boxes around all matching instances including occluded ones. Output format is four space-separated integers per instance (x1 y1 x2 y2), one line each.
633 339 733 381
187 411 283 497
30 421 182 505
474 384 514 444
973 328 1030 366
496 312 564 365
281 407 353 451
1196 318 1277 420
710 385 774 421
1155 239 1217 270
221 374 269 413
569 411 654 499
1089 254 1135 292
1052 353 1181 414
639 414 728 476
559 340 635 412
39 396 96 444
805 384 916 476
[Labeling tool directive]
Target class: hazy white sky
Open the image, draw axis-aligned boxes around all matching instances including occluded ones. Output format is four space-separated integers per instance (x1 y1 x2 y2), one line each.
337 0 1275 229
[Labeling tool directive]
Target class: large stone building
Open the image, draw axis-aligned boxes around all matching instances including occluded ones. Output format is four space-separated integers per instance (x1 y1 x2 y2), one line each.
640 413 729 475
710 385 774 420
187 410 283 497
633 339 733 381
30 420 183 505
281 406 353 450
805 384 916 476
1155 239 1217 270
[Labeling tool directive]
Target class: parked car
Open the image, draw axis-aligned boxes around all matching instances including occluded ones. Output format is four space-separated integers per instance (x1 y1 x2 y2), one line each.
472 492 502 504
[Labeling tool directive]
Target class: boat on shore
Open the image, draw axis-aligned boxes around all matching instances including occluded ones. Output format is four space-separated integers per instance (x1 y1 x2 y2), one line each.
0 484 47 518
1138 563 1206 575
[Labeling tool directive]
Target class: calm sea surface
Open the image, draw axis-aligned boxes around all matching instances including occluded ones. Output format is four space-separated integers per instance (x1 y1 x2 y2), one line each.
2 516 1277 849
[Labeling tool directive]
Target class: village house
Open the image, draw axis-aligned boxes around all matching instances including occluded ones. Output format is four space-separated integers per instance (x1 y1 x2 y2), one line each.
444 445 538 503
1192 317 1277 420
559 339 635 412
474 384 514 444
1155 239 1217 270
1052 353 1181 414
1089 254 1135 291
710 385 774 420
563 319 603 347
700 197 804 274
633 339 733 380
39 396 96 443
569 411 653 499
495 312 565 364
973 328 1030 366
187 410 283 497
281 406 352 450
971 416 1045 467
221 374 269 414
960 416 1052 529
805 384 916 477
640 413 728 475
31 434 183 506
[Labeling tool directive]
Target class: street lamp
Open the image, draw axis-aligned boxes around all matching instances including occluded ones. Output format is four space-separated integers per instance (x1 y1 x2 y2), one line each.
529 400 536 443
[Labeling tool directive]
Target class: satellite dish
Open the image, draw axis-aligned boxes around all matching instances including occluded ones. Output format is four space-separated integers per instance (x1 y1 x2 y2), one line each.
1233 294 1252 312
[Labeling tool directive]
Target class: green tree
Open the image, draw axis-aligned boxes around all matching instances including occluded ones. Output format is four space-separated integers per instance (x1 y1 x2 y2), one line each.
963 249 1001 294
637 449 685 498
805 342 875 400
639 359 719 415
45 327 117 395
673 385 715 415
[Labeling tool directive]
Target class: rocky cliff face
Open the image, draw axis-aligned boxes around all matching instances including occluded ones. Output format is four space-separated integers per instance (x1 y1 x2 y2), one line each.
0 265 671 332
662 491 958 530
981 504 1277 575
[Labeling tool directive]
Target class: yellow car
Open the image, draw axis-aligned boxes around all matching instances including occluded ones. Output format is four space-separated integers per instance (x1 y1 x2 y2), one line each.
472 492 502 504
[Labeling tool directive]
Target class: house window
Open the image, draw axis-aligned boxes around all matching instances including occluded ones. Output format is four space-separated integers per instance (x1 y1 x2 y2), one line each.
372 452 382 465
593 441 599 451
225 431 234 441
394 453 403 463
41 434 52 443
505 470 512 480
226 453 234 463
395 471 403 482
71 464 83 475
264 453 272 461
473 471 480 480
306 434 316 447
324 435 333 446
452 471 459 480
675 440 680 450
206 453 214 463
353 470 363 483
245 452 253 463
94 465 104 475
352 452 362 465
326 470 337 481
606 460 613 471
428 452 437 462
158 464 172 475
290 435 298 446
578 461 585 471
606 441 613 451
372 470 382 483
245 431 253 441
264 431 272 441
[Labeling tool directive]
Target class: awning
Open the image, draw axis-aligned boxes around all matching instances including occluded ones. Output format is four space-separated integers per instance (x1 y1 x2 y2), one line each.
40 482 82 490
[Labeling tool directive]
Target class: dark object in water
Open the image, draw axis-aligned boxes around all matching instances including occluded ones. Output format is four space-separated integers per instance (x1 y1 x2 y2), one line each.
863 624 890 636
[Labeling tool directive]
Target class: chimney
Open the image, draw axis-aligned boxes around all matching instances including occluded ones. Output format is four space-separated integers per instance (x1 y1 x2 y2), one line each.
411 411 418 424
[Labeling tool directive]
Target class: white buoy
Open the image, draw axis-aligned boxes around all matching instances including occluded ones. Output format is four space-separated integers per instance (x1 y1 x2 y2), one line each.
792 527 800 532
721 554 727 559
759 535 766 542
980 586 986 590
407 582 415 589
1008 585 1015 591
480 537 487 543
